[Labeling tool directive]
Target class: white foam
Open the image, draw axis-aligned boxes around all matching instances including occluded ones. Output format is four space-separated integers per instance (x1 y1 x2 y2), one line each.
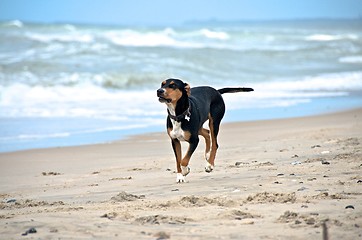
105 29 194 48
1 72 361 119
306 34 358 41
9 26 329 52
63 24 77 31
103 28 232 48
222 71 362 110
0 82 165 119
339 56 362 64
253 72 362 93
26 32 94 43
4 20 23 28
18 132 70 140
200 29 230 40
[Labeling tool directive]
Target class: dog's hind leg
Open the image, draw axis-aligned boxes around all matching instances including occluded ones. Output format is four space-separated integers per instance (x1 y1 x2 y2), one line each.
199 128 211 161
205 116 217 173
206 101 225 172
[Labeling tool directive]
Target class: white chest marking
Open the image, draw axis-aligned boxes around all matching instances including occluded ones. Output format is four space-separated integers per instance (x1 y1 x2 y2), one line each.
167 104 186 141
170 120 186 141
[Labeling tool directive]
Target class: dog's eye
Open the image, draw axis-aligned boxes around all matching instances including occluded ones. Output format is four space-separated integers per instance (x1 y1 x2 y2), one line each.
169 84 176 89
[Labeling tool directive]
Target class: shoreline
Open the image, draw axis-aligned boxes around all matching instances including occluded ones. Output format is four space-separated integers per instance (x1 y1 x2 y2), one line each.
2 99 362 154
0 108 361 239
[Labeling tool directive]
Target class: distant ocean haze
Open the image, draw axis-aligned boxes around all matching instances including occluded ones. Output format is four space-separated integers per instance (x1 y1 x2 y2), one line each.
0 19 361 152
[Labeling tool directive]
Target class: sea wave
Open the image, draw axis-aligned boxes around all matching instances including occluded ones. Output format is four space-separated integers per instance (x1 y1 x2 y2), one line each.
2 22 360 58
339 56 362 64
305 34 359 41
222 72 362 110
105 29 203 48
0 82 164 118
26 32 94 43
3 20 24 28
199 29 230 40
102 28 295 50
256 72 362 92
16 26 301 50
106 30 177 47
1 72 361 118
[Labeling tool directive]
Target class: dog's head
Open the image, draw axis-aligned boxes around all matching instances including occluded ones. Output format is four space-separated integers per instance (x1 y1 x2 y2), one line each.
157 79 190 104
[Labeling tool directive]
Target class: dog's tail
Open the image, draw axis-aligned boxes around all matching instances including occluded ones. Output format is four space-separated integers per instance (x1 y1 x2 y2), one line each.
218 87 254 94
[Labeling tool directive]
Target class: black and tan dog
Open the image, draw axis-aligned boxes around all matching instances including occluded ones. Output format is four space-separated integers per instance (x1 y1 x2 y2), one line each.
157 78 253 183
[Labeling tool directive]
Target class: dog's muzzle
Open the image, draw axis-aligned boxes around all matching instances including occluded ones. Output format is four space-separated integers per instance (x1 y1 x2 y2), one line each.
157 88 171 103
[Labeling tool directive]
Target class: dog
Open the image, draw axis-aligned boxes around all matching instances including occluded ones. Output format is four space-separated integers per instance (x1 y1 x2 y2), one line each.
157 78 253 183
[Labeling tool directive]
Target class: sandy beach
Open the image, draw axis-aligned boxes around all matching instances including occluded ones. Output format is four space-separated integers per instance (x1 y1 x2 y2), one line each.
0 108 361 239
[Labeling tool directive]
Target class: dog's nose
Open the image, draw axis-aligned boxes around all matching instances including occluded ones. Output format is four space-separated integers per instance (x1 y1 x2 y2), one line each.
157 88 165 95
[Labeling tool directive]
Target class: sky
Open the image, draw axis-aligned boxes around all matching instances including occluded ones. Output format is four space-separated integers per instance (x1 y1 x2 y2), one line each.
0 0 361 26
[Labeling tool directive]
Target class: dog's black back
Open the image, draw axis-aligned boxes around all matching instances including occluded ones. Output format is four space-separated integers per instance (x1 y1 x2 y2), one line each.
182 86 225 134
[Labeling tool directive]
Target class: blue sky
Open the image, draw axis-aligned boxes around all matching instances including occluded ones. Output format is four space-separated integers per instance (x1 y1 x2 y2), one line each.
0 0 361 26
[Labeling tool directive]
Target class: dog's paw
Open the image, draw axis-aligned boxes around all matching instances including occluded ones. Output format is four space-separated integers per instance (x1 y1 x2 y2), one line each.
176 173 186 183
205 162 214 173
181 166 190 176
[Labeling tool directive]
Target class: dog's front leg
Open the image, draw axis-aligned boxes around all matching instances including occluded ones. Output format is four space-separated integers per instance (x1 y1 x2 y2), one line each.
180 136 199 177
171 139 185 183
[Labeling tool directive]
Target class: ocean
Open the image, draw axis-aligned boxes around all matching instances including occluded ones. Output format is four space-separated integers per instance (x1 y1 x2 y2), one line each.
1 19 362 152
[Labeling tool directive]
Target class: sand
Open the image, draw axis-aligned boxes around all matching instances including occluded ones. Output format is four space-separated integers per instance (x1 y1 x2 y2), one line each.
0 108 361 239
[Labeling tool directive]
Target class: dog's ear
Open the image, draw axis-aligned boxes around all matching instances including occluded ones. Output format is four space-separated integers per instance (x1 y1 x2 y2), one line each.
184 83 191 96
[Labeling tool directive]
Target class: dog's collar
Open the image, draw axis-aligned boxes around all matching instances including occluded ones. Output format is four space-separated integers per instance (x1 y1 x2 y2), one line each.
168 106 191 122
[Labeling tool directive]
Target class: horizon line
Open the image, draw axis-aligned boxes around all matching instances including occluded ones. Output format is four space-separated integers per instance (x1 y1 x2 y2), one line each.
1 17 362 28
